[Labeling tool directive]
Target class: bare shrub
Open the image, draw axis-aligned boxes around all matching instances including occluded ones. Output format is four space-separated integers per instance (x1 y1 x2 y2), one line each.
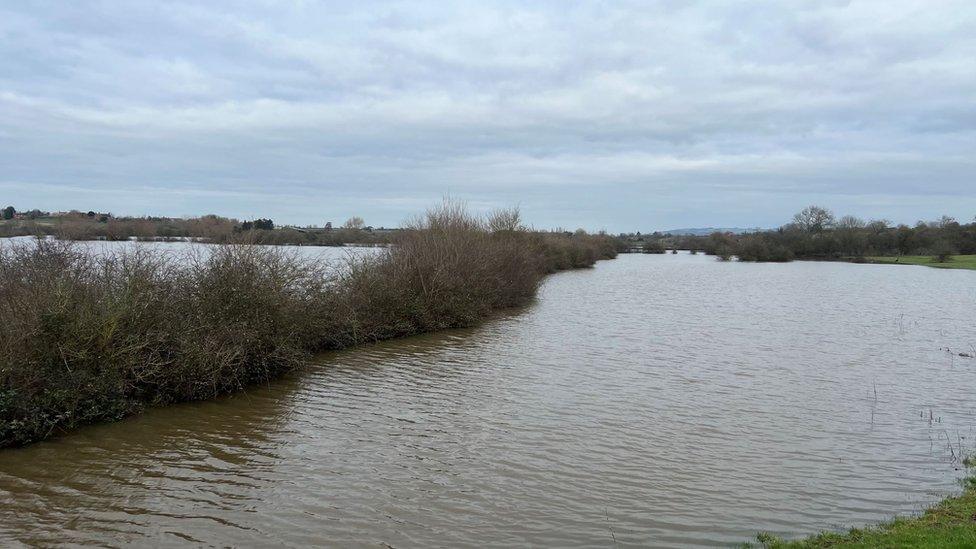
0 203 617 447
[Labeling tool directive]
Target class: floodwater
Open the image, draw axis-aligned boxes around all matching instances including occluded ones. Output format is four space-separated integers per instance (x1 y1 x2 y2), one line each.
0 236 375 263
1 251 975 547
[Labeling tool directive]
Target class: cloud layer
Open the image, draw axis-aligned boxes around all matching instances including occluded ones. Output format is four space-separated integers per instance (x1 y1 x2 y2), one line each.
1 0 974 230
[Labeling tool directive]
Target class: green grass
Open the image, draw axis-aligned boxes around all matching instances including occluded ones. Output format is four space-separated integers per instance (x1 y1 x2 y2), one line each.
752 478 976 548
864 255 976 271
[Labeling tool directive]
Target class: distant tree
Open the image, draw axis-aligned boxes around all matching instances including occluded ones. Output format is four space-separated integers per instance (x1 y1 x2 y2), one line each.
659 209 976 261
837 215 866 231
836 215 868 256
242 218 275 231
642 240 665 254
705 231 736 256
735 235 794 262
343 216 365 230
933 240 956 263
866 219 889 232
2 206 15 220
937 215 959 229
792 206 835 234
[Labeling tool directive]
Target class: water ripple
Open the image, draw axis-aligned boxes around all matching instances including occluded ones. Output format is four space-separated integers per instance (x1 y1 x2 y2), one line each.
2 253 975 547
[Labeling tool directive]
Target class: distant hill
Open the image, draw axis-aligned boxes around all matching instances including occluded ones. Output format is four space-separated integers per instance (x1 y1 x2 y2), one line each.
659 227 763 236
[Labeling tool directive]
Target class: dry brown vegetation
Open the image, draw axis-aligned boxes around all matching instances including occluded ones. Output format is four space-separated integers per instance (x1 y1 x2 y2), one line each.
0 204 618 447
0 211 397 246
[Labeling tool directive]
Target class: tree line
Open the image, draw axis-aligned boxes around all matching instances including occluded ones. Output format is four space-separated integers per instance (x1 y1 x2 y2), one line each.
640 206 976 262
0 208 400 246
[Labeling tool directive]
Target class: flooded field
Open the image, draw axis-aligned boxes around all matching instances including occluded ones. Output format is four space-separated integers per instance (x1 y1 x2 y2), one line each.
0 236 374 262
1 251 974 547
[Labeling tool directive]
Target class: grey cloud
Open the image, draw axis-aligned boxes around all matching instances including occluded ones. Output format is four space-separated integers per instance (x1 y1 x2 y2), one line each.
1 0 974 230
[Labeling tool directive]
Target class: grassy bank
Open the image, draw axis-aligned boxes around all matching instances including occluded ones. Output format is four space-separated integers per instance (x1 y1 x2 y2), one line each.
754 477 976 548
864 255 976 271
0 204 619 448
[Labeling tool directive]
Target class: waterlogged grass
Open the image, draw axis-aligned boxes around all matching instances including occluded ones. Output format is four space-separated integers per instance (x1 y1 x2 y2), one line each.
750 477 976 548
865 255 976 271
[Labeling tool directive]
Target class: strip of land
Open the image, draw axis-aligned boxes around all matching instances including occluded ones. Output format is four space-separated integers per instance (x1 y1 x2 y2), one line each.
754 477 976 548
618 206 976 267
864 255 976 271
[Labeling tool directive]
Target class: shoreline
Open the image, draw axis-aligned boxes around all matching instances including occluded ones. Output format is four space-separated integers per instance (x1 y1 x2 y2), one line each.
860 255 976 271
755 475 976 548
0 206 621 449
782 256 976 271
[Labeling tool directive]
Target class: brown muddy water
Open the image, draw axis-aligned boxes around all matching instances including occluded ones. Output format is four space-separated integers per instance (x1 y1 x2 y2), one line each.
1 251 975 547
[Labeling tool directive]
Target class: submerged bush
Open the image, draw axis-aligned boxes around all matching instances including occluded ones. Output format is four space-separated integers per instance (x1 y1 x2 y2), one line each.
642 240 666 254
0 241 313 446
734 235 794 263
0 204 616 447
932 240 957 263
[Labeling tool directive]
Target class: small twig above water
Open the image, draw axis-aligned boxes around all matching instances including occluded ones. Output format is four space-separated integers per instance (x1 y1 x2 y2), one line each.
944 430 957 462
943 346 974 359
605 508 617 546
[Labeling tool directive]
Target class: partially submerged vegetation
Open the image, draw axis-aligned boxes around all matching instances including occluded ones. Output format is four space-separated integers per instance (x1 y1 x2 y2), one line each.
0 204 619 448
752 477 976 548
0 208 398 246
626 207 976 268
642 240 666 254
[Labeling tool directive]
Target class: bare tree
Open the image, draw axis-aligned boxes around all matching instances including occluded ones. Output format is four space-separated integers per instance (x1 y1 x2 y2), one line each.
343 216 365 230
937 215 958 229
487 207 523 233
837 215 866 230
867 219 890 232
792 206 835 234
836 215 867 256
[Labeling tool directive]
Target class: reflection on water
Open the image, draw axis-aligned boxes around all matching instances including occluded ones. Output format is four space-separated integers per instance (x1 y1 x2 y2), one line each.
2 253 975 547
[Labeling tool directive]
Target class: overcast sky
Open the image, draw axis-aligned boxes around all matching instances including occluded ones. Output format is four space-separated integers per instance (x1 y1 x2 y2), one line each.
1 1 974 231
